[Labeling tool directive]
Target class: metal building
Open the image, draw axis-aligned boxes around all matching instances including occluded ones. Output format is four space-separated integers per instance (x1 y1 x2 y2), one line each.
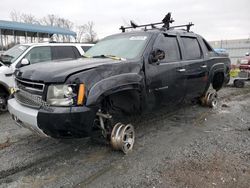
0 20 76 50
209 38 250 64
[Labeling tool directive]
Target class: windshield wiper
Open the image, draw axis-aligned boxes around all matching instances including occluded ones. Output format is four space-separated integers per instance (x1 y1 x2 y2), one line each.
92 54 126 61
1 54 14 59
82 54 92 58
0 57 11 66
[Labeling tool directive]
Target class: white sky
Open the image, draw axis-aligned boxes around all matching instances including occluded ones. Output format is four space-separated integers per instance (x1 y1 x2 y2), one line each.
0 0 249 41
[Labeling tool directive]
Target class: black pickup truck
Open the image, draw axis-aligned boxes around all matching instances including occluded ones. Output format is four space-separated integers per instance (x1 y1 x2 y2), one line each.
8 15 230 153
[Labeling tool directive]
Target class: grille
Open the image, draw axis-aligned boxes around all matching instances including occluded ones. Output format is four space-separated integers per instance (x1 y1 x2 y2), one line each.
15 90 42 109
16 78 44 95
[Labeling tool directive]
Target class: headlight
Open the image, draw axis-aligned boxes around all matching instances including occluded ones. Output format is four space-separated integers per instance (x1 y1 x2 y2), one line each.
47 84 76 106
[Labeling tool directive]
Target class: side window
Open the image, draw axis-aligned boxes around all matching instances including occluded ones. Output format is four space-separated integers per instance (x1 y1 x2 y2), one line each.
154 34 181 62
81 46 92 52
52 46 78 60
181 37 202 60
202 38 214 52
25 47 52 64
72 47 82 58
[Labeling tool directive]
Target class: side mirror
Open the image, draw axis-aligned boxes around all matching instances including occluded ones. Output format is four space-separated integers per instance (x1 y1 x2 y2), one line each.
149 49 165 64
21 58 30 66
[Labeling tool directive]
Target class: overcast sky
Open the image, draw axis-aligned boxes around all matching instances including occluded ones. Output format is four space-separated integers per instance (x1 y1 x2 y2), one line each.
0 0 249 41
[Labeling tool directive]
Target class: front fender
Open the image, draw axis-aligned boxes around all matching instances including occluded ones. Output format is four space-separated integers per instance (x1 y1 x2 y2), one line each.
86 73 143 106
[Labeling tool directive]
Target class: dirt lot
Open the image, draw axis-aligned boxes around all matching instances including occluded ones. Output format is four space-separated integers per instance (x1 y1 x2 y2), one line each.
0 85 250 188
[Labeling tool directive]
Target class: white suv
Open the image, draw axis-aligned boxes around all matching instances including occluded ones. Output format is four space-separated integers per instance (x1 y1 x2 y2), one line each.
0 43 94 111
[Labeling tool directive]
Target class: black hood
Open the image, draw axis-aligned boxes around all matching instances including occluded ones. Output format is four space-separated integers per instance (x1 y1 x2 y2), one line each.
16 58 123 83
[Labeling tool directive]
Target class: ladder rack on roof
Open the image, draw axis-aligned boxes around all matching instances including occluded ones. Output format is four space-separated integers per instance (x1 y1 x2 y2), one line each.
119 13 194 33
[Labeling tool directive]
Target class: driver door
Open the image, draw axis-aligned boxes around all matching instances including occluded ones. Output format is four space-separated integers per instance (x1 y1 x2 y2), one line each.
145 33 187 108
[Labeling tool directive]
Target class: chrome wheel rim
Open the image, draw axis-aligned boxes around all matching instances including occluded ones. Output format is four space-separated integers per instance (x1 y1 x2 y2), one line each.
110 123 135 154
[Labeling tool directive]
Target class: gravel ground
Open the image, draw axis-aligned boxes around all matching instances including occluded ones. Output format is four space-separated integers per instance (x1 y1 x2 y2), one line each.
0 85 250 188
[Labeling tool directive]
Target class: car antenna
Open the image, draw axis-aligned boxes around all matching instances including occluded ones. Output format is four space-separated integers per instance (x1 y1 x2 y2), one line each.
119 13 194 32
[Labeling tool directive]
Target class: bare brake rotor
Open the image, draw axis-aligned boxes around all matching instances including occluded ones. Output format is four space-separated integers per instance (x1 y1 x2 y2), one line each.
110 123 135 154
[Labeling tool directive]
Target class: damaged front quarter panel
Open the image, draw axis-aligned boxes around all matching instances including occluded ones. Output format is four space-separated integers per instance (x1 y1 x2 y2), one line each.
66 60 144 107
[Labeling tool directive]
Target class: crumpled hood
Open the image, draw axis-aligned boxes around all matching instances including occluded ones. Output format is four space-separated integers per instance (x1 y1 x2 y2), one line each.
16 58 123 83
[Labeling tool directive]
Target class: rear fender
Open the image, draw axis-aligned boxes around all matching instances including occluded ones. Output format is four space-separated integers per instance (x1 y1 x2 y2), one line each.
208 63 225 82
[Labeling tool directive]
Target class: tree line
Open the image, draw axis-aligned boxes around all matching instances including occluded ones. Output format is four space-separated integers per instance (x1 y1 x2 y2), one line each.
10 10 98 43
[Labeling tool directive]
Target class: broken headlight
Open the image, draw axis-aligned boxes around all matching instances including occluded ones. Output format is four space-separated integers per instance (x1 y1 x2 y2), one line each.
46 84 76 106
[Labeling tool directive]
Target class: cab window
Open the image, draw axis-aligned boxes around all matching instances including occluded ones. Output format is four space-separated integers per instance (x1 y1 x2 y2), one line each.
81 46 92 52
153 34 181 62
52 46 81 60
181 37 202 60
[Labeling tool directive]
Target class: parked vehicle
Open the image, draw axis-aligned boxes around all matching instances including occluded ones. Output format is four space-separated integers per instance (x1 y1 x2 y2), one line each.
0 43 94 111
8 14 230 153
229 66 248 88
239 53 250 79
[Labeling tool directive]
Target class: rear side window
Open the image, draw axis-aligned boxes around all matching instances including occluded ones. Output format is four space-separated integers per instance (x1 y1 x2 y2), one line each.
25 47 52 64
154 34 181 62
81 46 92 52
52 46 81 60
181 37 202 60
202 38 213 52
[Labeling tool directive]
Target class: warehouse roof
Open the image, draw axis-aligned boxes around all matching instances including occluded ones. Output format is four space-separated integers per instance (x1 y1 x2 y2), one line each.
0 20 76 37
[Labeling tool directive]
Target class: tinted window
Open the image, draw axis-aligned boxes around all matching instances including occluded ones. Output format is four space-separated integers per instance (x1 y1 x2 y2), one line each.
181 37 202 60
202 39 213 52
154 34 180 62
52 46 78 60
81 46 92 52
72 47 81 58
25 47 52 64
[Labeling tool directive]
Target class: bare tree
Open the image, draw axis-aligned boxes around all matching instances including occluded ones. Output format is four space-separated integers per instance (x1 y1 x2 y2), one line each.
55 18 74 42
40 14 58 26
21 13 39 24
76 25 86 42
56 18 73 30
82 21 97 43
10 10 22 22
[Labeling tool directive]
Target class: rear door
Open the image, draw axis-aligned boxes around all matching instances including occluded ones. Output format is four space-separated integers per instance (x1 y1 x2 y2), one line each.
145 33 187 107
178 36 208 98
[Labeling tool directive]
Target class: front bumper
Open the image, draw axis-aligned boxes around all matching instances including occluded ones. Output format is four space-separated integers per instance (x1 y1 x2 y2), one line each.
8 98 48 137
8 98 97 138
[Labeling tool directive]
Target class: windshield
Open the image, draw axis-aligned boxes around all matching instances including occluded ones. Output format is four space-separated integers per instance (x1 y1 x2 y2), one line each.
0 45 29 64
85 34 150 59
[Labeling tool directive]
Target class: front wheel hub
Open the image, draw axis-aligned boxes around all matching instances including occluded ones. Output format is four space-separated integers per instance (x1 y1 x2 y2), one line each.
110 123 135 154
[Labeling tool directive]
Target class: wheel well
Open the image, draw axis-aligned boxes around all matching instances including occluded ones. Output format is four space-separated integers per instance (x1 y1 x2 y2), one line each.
102 89 142 116
212 72 224 91
0 84 9 96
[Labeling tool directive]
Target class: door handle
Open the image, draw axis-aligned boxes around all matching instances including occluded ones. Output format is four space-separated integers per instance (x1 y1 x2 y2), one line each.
201 65 207 68
177 68 186 72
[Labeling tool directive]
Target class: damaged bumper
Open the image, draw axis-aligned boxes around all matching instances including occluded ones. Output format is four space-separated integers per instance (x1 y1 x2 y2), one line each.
8 98 48 137
8 98 97 138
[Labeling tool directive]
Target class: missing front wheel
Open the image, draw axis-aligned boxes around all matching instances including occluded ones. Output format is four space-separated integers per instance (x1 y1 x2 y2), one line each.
93 110 135 154
200 92 218 108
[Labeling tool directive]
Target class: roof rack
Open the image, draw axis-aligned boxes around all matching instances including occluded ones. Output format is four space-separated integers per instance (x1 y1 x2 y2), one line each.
119 13 194 33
